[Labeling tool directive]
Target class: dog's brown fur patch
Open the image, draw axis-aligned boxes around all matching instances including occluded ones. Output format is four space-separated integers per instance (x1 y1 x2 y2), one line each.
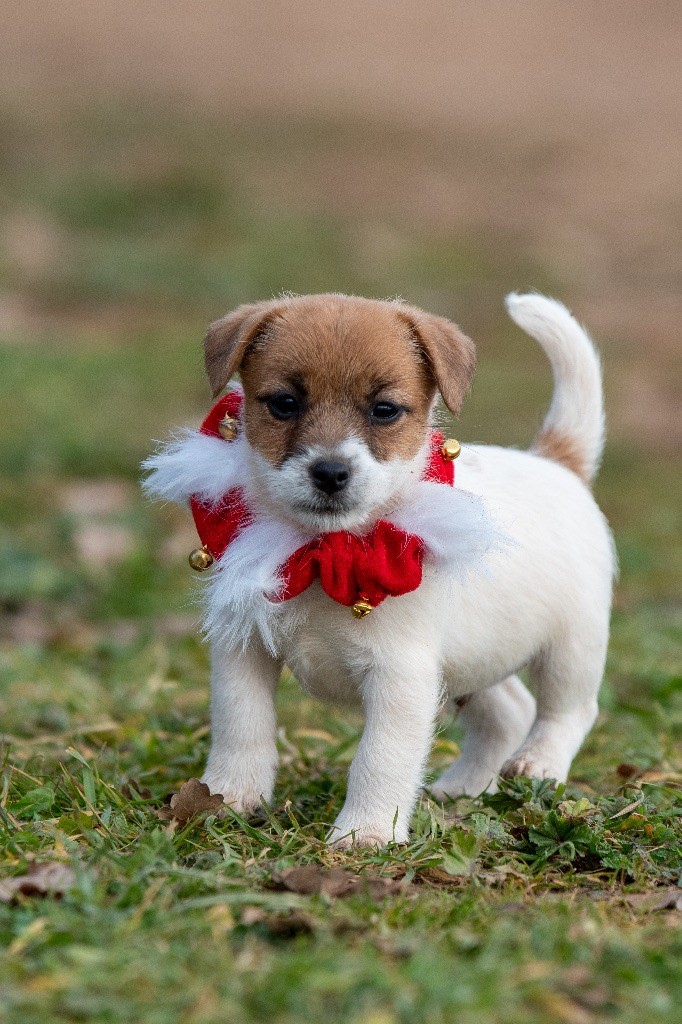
205 294 476 467
533 428 589 483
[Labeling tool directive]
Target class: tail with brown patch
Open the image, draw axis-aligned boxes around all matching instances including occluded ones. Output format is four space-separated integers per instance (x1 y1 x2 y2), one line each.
505 293 605 484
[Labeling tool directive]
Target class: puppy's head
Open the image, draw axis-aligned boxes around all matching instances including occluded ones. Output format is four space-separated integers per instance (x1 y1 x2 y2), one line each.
204 294 475 532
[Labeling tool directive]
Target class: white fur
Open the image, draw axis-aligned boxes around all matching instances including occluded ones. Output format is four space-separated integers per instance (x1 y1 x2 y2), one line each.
246 435 429 534
206 473 501 657
142 429 251 506
143 428 501 657
392 478 505 574
202 515 310 656
143 292 616 847
429 677 538 799
506 292 605 481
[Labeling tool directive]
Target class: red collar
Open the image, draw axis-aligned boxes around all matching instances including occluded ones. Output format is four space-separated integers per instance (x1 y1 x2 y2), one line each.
190 391 455 617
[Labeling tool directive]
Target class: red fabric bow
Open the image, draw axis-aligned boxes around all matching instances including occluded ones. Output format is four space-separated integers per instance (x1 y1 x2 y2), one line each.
190 391 454 610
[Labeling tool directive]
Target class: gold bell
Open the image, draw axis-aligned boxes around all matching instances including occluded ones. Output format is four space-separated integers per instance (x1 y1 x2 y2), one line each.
441 438 461 461
352 598 374 619
218 415 239 441
188 545 214 571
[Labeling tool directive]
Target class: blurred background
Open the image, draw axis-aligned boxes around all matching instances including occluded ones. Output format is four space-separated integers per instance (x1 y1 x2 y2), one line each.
0 2 679 753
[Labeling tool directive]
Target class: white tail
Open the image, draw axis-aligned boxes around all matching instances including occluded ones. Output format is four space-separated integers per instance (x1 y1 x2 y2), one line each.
505 293 605 484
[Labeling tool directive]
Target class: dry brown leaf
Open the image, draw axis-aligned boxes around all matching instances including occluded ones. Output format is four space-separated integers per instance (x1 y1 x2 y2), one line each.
638 770 682 785
0 862 76 903
269 865 403 899
120 782 153 801
422 867 471 888
615 763 639 779
156 778 224 824
240 905 315 936
269 865 353 897
623 888 682 912
649 890 682 912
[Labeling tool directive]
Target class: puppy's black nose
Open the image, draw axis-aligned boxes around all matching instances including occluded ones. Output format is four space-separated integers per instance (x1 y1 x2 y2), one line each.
309 459 351 495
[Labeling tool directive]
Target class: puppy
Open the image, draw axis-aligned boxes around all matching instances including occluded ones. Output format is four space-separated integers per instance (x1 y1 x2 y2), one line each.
143 292 615 847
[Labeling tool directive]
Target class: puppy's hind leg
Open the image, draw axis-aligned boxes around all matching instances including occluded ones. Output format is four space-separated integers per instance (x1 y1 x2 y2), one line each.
429 675 536 799
500 629 607 783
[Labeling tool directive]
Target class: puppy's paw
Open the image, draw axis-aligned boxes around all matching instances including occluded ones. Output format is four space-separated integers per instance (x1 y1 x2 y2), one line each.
327 821 402 849
219 794 264 816
200 777 267 816
500 751 563 783
427 766 498 801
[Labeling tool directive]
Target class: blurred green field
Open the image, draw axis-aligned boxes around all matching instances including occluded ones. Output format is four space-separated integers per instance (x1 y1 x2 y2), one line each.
0 105 680 1023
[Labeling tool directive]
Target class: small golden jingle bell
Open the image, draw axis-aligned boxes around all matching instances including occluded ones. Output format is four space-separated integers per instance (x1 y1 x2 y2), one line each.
351 598 374 619
188 545 214 571
441 438 461 461
218 415 239 441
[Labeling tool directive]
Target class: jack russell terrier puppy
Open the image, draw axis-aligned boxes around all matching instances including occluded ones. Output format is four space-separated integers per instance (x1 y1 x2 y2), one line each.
143 292 615 847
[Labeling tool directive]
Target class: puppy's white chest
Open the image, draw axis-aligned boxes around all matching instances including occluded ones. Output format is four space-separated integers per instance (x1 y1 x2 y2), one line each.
281 589 377 706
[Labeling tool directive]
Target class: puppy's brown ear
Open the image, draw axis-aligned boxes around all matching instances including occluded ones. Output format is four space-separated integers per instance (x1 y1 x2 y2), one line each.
204 301 281 397
397 306 476 416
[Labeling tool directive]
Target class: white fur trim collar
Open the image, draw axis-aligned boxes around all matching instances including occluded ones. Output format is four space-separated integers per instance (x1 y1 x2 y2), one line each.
142 428 502 654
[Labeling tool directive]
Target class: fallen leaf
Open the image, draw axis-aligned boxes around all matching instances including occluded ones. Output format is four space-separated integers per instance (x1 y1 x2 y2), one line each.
0 862 76 903
269 865 403 899
240 906 315 936
120 782 153 801
422 867 471 888
269 865 350 896
649 890 682 912
623 888 682 912
638 770 682 785
156 778 224 824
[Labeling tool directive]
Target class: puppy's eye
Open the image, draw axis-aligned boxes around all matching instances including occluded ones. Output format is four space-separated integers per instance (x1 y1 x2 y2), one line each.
370 401 402 423
266 393 300 420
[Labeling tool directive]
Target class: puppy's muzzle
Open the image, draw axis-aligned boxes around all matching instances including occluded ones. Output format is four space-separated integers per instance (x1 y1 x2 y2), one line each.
309 459 352 496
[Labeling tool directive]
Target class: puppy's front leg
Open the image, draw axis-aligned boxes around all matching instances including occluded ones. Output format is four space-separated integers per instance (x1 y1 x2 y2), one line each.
201 639 281 813
328 655 441 847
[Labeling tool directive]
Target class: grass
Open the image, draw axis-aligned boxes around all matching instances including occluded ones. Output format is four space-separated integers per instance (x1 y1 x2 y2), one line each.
0 103 680 1022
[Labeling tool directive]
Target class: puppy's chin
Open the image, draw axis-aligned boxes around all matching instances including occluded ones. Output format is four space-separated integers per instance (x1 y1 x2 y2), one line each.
289 497 377 535
246 440 428 537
